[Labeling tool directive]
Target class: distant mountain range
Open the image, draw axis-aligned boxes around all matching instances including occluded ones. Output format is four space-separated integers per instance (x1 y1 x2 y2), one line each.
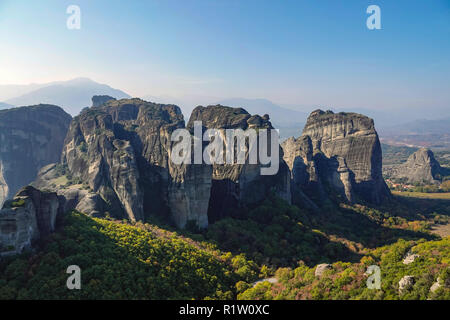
382 118 450 135
1 78 448 145
0 83 46 102
332 106 450 130
380 118 450 150
1 78 130 116
215 98 308 140
141 95 308 140
0 102 15 110
141 94 219 119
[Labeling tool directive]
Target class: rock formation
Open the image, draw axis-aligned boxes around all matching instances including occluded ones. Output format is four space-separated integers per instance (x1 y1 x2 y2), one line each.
35 101 292 228
390 148 444 184
399 275 415 293
187 105 291 222
402 250 419 264
36 98 212 228
282 135 323 207
0 105 72 207
24 102 392 229
314 263 332 277
282 109 390 205
0 186 63 256
33 163 106 217
429 277 442 293
91 95 116 107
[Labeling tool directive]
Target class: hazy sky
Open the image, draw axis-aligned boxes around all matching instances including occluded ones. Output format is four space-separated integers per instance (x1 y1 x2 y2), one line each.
0 0 449 110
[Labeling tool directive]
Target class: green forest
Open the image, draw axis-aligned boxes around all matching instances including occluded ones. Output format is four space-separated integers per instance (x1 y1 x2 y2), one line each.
0 192 448 300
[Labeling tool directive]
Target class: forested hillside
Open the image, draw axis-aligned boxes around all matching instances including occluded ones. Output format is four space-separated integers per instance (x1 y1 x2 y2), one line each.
1 193 448 300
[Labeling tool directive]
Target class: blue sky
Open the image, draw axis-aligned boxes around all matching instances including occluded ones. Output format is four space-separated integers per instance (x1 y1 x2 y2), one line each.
0 0 449 110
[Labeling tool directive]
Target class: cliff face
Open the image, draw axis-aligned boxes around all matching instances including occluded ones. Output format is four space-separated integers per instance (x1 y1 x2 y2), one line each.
37 101 290 228
283 110 390 205
0 186 63 256
187 105 291 222
27 102 391 229
390 148 443 184
38 98 212 228
281 135 322 208
0 105 72 207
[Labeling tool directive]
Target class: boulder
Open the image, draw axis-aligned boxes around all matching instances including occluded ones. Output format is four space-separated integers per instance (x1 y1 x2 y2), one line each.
430 277 441 293
315 263 332 277
402 251 419 264
398 275 415 293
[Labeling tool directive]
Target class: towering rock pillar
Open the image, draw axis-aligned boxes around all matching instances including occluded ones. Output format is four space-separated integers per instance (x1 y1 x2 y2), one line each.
390 148 445 184
283 110 390 205
187 105 291 222
57 98 212 228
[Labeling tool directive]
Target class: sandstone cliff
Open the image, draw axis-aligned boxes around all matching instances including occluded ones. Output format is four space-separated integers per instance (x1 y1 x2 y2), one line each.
282 109 390 205
37 101 291 228
37 98 212 228
0 186 63 256
187 105 291 222
0 105 72 207
390 148 444 184
28 102 391 229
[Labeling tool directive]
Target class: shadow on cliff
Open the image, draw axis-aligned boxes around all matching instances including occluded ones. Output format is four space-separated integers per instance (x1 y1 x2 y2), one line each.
187 193 446 267
190 195 364 268
309 197 441 250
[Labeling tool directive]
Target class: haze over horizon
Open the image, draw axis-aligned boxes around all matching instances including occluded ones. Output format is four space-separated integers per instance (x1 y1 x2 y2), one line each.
0 0 449 114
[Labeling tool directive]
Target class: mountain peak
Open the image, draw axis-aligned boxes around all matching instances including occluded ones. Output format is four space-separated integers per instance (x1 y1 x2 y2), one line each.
65 77 95 84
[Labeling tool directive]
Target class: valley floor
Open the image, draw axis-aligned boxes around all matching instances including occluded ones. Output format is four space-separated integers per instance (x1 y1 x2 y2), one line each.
431 224 450 238
393 191 450 200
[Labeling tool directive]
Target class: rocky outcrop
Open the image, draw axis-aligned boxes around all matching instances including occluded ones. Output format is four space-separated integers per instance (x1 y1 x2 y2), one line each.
402 250 419 264
430 278 442 293
0 186 62 256
282 135 323 207
282 110 390 205
315 263 332 277
0 105 72 207
33 164 106 217
36 98 212 228
36 101 291 228
187 105 291 222
398 275 415 293
91 95 116 107
390 148 444 185
26 102 393 229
